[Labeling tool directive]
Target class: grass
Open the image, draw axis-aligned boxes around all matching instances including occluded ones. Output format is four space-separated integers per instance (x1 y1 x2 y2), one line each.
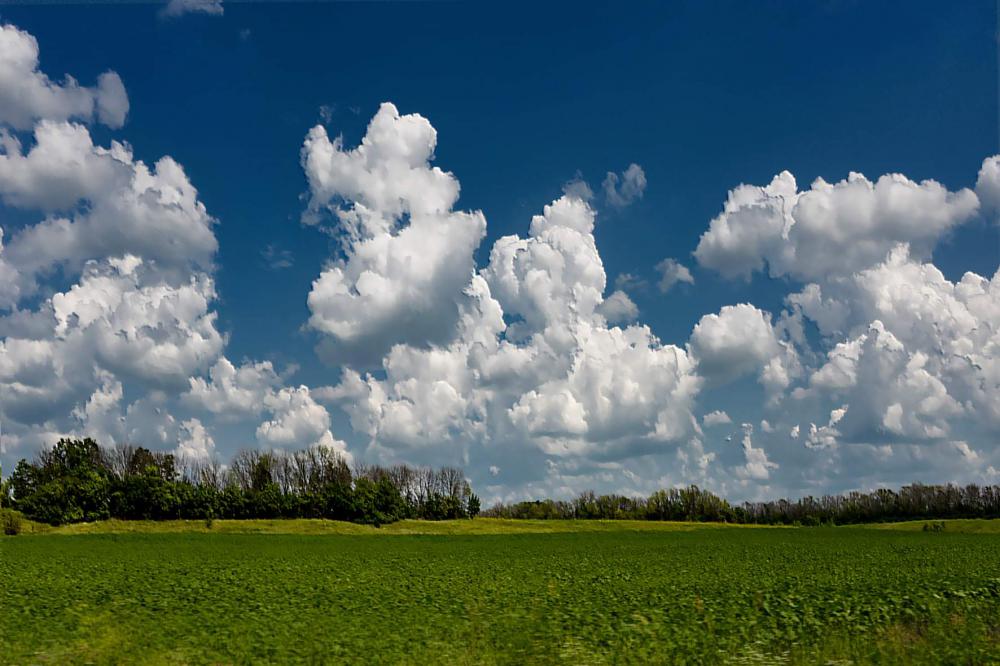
859 518 1000 534
12 515 1000 536
2 520 999 664
12 516 789 537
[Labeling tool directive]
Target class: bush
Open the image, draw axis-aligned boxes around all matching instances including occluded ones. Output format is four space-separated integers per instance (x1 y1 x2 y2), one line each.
1 509 23 536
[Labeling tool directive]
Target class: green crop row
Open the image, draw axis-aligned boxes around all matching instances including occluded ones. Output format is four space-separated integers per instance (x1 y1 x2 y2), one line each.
2 527 998 664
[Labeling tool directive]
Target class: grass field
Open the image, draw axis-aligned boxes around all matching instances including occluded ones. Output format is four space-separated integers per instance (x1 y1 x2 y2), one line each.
2 520 999 664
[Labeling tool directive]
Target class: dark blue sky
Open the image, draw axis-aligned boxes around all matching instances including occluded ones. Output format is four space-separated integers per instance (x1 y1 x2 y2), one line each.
1 1 998 500
5 1 994 389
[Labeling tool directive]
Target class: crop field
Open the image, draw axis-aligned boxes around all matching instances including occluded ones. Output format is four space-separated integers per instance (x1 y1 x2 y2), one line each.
2 522 999 664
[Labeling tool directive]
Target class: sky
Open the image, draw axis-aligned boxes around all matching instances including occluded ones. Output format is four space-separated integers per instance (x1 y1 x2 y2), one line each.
0 1 997 503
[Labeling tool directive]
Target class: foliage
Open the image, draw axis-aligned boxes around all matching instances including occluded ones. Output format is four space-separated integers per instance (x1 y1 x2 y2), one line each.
1 527 998 663
485 483 1000 526
6 439 477 526
0 509 22 536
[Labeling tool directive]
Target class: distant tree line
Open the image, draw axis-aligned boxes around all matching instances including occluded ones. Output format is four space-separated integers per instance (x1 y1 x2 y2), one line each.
4 438 480 526
484 483 1000 526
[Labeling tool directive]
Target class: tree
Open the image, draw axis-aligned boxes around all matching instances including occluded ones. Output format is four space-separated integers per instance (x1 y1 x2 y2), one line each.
467 493 481 518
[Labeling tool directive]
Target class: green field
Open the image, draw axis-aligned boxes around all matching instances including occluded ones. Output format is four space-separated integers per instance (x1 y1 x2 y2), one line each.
2 520 999 664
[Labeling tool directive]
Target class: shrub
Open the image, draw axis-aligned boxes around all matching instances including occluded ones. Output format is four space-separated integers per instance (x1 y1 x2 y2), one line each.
1 509 23 536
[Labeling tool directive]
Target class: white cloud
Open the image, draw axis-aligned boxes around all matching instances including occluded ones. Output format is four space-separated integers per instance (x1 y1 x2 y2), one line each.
702 410 731 427
51 258 224 387
804 406 846 450
603 163 646 207
0 121 218 305
175 418 215 461
596 289 638 324
976 155 1000 214
302 102 486 366
256 385 352 462
0 24 353 473
655 258 694 294
695 170 979 281
183 357 281 418
562 173 594 202
689 303 798 394
72 373 125 444
794 245 999 437
734 423 777 481
0 24 128 130
310 110 701 473
161 0 224 18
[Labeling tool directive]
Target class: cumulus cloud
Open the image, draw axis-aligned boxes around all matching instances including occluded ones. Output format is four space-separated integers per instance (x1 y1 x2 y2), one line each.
0 24 128 130
976 156 1000 214
734 423 777 481
689 303 799 394
302 102 486 366
0 121 218 305
694 170 979 281
603 163 646 207
792 245 999 437
562 173 594 202
305 109 702 476
684 157 1000 497
655 258 694 293
52 258 224 387
256 386 351 462
702 410 731 427
183 357 281 418
804 406 846 450
0 24 352 471
175 418 215 461
4 26 998 503
595 289 638 324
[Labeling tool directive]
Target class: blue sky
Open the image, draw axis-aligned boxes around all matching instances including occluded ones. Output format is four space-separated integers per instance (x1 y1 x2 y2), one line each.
0 1 997 502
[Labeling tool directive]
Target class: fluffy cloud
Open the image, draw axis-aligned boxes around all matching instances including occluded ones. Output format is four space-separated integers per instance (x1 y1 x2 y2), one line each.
976 156 1000 214
0 121 218 305
0 24 127 130
302 102 486 366
734 423 777 481
689 303 799 394
0 25 351 469
51 258 224 387
655 258 694 293
307 112 701 474
256 386 351 462
687 157 1000 497
694 170 979 281
184 357 281 418
603 163 646 207
795 249 996 442
175 419 215 461
702 410 732 427
596 290 639 324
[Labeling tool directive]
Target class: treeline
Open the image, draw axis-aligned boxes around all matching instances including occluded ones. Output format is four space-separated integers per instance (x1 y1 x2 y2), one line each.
4 438 480 526
484 483 1000 526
